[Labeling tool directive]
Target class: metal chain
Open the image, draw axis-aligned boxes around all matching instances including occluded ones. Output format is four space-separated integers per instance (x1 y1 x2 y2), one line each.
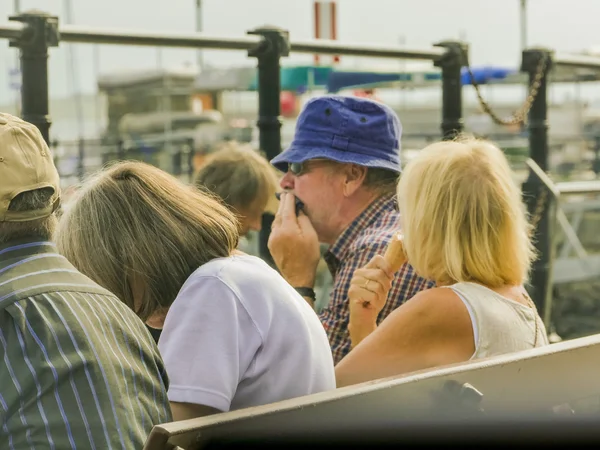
463 51 549 126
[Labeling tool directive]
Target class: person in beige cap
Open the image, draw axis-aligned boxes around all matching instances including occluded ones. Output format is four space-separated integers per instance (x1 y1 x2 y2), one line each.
0 113 172 449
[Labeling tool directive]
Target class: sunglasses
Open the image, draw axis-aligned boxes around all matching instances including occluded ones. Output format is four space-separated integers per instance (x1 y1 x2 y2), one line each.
287 159 333 176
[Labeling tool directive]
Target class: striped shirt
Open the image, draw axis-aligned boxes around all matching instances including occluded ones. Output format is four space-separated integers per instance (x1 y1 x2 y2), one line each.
319 194 435 364
0 239 172 449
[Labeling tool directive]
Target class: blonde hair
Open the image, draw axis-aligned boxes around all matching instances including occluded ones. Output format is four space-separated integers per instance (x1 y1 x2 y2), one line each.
194 142 280 215
56 161 239 321
398 136 535 288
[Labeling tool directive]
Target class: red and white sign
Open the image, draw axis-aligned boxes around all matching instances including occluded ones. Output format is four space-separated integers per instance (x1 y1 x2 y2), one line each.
313 0 339 66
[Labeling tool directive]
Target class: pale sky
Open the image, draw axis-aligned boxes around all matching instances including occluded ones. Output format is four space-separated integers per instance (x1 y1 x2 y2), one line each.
0 0 599 101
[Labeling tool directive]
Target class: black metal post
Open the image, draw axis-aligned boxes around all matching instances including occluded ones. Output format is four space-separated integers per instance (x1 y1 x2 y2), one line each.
248 26 290 267
434 41 467 140
521 48 554 323
9 10 59 144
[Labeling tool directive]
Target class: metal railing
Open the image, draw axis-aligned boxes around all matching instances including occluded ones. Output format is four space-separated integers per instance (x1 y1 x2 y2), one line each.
0 9 468 268
290 39 446 59
0 21 262 49
517 49 600 323
556 181 600 196
555 53 600 71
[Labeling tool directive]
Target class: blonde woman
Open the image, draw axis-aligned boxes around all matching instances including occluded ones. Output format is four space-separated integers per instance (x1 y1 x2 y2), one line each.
335 136 549 387
56 161 335 420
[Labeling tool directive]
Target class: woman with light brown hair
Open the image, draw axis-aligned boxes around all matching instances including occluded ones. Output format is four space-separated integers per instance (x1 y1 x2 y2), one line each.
335 136 549 387
55 161 335 420
194 142 280 237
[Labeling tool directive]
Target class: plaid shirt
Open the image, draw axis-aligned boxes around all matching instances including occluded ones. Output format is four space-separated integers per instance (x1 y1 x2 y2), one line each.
319 193 435 364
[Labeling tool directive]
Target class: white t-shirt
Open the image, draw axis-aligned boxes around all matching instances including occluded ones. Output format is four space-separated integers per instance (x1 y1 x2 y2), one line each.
158 254 336 412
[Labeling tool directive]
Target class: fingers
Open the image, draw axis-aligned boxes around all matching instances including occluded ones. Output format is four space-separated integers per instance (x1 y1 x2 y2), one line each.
363 255 394 279
348 276 387 312
348 282 379 306
273 191 300 228
272 192 285 228
352 268 392 296
280 190 298 221
272 191 295 228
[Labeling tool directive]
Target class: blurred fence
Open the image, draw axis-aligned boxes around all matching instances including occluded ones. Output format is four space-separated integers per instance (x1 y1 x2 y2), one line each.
51 131 600 189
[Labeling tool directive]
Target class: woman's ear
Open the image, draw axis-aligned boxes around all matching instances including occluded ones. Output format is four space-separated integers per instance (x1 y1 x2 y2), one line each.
146 308 168 330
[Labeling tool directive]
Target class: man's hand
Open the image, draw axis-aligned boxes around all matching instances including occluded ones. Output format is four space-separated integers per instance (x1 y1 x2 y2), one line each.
268 191 320 288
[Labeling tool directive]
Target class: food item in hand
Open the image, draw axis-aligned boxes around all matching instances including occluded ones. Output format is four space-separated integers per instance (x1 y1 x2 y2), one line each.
383 232 406 273
360 232 407 309
275 191 304 215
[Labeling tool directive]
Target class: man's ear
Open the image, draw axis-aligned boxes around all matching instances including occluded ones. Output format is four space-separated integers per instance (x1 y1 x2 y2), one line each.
342 164 368 197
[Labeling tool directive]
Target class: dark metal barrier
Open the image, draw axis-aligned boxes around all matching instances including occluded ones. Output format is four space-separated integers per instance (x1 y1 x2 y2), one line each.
248 26 290 267
8 11 59 143
521 48 554 321
0 9 466 265
434 41 468 139
521 48 600 322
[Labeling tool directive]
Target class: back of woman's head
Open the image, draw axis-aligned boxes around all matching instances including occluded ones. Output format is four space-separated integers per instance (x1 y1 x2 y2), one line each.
194 142 280 214
397 135 535 287
56 161 239 321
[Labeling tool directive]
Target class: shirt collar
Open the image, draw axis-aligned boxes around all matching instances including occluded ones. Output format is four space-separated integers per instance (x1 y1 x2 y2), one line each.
326 193 398 266
0 238 58 262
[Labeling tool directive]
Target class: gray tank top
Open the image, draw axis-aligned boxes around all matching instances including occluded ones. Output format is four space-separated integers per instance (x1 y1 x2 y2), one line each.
447 282 549 360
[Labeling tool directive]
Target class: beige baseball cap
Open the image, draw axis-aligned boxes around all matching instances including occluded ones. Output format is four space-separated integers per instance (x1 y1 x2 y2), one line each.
0 113 60 222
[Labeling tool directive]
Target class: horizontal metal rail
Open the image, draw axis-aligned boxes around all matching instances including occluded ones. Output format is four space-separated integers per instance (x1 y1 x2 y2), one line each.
526 160 600 197
554 53 600 71
291 38 445 60
6 20 600 66
0 22 22 40
60 25 263 51
556 180 600 196
0 21 446 61
0 22 262 51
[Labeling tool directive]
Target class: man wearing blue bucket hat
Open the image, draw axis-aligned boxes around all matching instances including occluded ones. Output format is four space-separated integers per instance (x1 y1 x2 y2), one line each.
268 95 434 364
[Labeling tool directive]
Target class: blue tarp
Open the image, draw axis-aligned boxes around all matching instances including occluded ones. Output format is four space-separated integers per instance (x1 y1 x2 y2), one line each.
326 66 518 92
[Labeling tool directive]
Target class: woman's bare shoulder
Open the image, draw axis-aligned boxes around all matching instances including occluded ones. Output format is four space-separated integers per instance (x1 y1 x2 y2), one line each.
383 285 471 334
401 286 464 311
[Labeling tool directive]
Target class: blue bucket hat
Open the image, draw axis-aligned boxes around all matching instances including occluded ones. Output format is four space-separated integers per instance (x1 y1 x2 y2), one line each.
271 95 402 174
